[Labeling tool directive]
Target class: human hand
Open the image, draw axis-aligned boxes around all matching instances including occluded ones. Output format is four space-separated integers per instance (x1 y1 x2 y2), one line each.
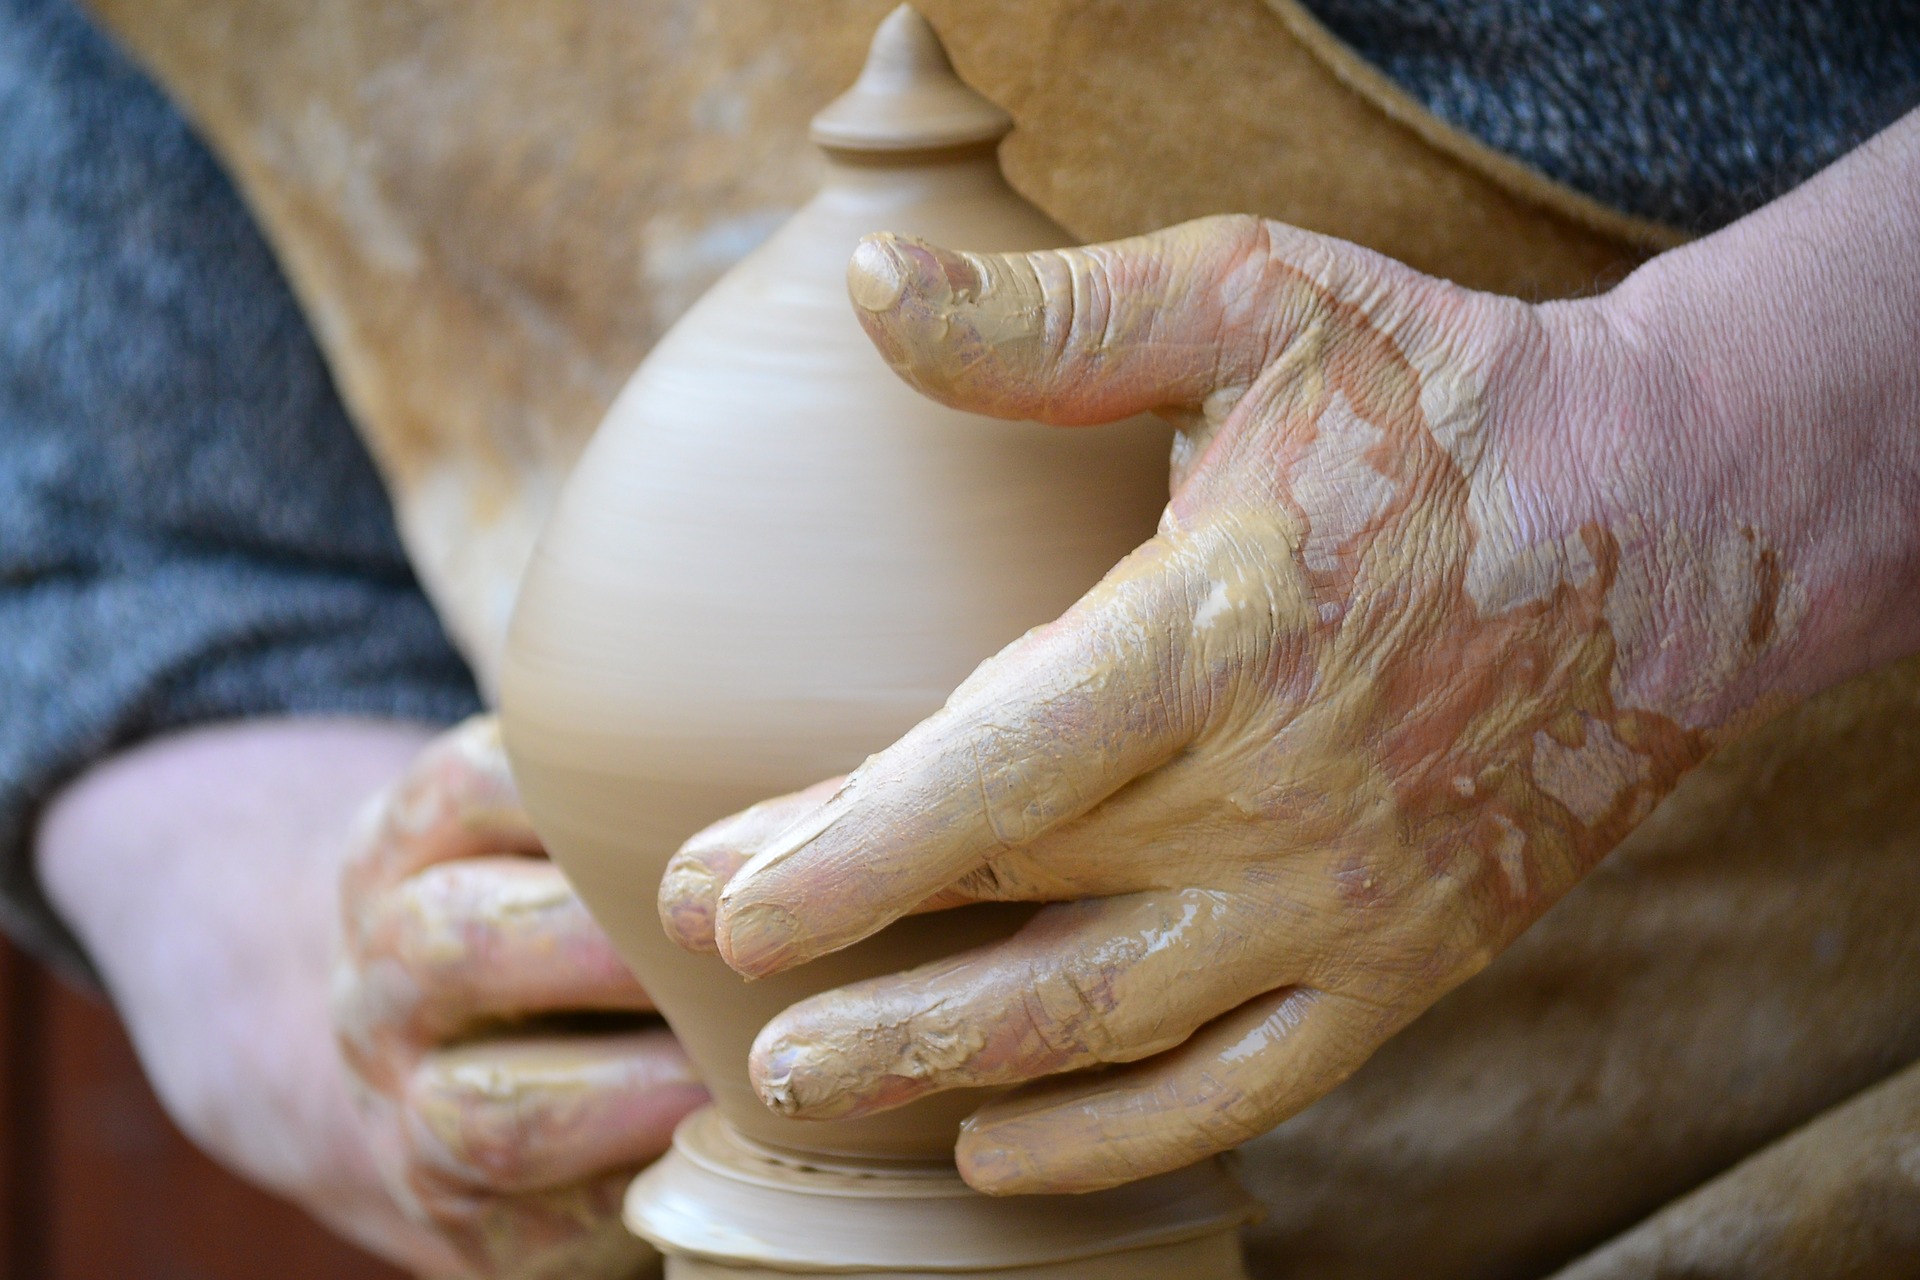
336 715 706 1277
659 213 1827 1194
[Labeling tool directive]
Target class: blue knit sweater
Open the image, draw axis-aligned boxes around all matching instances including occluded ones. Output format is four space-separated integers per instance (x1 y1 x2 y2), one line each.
0 0 481 978
1309 0 1920 232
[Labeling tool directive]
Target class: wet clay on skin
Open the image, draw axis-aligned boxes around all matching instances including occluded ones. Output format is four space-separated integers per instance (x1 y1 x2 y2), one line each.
331 715 699 1277
499 9 1257 1276
683 212 1803 1195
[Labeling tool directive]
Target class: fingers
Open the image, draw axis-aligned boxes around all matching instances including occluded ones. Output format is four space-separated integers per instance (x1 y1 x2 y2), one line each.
347 715 543 895
713 537 1198 978
658 777 845 953
663 759 1212 946
919 726 1318 911
661 768 1184 948
746 889 1293 1121
332 718 699 1276
405 1031 706 1197
848 214 1339 425
954 986 1386 1194
348 858 652 1044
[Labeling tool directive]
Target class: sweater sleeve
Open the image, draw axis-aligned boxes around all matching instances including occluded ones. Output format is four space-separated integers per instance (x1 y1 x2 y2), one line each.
0 0 483 981
1299 0 1920 233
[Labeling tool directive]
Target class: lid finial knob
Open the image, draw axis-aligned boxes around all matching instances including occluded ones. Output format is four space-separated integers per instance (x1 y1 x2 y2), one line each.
809 5 1013 155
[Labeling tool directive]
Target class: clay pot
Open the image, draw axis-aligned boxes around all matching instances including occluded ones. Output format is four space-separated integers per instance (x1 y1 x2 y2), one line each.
502 8 1255 1274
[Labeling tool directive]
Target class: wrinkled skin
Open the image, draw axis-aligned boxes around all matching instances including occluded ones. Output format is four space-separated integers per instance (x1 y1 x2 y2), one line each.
660 213 1832 1195
335 716 707 1278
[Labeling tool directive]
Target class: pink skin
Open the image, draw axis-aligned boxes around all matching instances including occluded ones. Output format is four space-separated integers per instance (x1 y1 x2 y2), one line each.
663 110 1920 1194
38 716 706 1279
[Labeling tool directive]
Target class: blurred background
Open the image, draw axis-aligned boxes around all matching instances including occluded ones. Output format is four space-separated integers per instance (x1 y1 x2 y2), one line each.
0 935 398 1279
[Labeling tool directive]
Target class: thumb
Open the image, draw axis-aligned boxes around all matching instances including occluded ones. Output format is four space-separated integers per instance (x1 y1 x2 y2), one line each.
846 214 1336 426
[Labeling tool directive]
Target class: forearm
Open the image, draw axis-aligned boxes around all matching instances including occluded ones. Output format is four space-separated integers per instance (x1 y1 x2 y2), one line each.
1532 109 1920 726
35 718 453 1272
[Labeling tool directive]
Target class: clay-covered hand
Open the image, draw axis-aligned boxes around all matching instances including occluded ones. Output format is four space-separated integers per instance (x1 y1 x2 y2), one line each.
335 715 706 1278
661 214 1814 1194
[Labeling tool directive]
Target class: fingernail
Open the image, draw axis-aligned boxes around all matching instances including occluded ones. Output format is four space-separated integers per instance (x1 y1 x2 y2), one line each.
752 1037 810 1116
719 901 801 975
955 1132 1027 1195
848 235 911 313
657 859 724 953
752 1032 869 1121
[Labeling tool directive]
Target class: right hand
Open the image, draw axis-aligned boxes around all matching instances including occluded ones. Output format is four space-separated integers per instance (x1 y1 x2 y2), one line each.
334 716 707 1278
653 215 1798 1195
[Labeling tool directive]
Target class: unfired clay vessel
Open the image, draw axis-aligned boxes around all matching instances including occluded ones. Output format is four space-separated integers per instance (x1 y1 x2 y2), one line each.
501 8 1258 1276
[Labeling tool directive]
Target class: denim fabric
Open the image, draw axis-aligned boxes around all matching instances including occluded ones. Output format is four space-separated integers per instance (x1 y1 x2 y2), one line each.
1303 0 1920 232
0 0 481 979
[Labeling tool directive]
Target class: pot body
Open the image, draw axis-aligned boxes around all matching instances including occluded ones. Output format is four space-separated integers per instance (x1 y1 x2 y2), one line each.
500 151 1170 1159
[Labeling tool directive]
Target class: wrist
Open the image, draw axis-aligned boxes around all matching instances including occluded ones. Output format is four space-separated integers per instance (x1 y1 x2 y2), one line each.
1486 289 1793 738
1628 229 1920 703
1520 259 1920 737
37 719 452 1273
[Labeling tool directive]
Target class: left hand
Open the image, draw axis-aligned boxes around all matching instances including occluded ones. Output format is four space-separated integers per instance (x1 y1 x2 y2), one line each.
335 715 708 1277
658 214 1815 1194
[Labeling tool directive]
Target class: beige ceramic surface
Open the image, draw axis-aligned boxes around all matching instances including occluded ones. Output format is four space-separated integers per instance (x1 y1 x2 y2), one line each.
500 10 1170 1165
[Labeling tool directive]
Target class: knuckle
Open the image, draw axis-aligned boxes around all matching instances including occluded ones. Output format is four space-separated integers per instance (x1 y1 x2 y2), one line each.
406 1063 542 1190
1024 961 1122 1067
445 716 515 795
1052 246 1112 368
331 957 427 1073
395 716 522 845
961 732 1039 849
342 786 395 871
327 956 372 1044
379 875 478 1005
956 700 1120 849
1179 1070 1271 1153
449 712 504 754
947 854 1031 903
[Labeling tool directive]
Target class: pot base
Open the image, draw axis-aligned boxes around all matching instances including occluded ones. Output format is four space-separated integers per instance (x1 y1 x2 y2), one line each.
629 1107 1259 1277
